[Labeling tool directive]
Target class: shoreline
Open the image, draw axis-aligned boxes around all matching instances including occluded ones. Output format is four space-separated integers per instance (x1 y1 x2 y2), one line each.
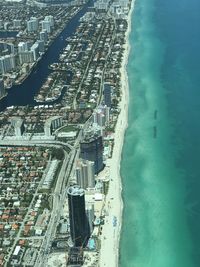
99 1 135 266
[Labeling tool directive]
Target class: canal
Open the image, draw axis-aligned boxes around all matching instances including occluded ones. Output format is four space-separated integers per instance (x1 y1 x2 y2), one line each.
0 32 18 38
0 3 90 112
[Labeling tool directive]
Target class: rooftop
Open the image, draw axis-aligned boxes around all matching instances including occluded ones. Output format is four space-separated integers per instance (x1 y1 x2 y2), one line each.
67 185 85 196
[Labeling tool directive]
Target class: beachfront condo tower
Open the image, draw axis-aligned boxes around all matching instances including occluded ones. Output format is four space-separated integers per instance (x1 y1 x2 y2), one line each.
67 185 90 248
80 133 104 174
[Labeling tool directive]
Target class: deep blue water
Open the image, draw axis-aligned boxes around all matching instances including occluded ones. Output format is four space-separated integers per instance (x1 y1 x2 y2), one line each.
157 0 200 262
0 4 89 112
120 0 200 266
0 32 18 38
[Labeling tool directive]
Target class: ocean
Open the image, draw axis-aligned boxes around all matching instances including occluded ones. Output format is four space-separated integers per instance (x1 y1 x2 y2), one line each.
120 0 200 267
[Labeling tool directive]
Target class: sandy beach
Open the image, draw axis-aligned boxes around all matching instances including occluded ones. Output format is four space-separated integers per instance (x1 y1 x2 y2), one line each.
99 1 136 266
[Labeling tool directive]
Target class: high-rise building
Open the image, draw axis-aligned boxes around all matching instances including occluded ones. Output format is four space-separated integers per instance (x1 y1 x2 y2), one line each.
19 51 34 64
0 54 16 74
30 17 39 25
104 83 112 107
41 20 52 33
10 117 25 137
44 15 54 27
10 44 15 55
0 79 5 99
44 116 63 136
105 105 110 122
94 0 109 10
27 18 38 32
67 185 90 247
93 111 105 127
39 30 48 43
18 42 28 53
93 105 110 127
26 41 34 50
80 132 104 174
36 40 45 53
30 43 39 61
109 0 129 18
0 43 15 55
87 160 95 187
86 204 94 233
76 160 95 189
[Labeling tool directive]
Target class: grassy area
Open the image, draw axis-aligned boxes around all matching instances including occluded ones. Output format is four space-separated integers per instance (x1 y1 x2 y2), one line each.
59 125 78 132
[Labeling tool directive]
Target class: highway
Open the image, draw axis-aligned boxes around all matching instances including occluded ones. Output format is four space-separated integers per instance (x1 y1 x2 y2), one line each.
0 104 94 267
0 139 73 150
35 150 70 266
35 146 78 266
0 135 74 266
35 112 94 266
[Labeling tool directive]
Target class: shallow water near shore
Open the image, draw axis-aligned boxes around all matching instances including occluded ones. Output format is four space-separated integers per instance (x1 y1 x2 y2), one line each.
120 0 200 266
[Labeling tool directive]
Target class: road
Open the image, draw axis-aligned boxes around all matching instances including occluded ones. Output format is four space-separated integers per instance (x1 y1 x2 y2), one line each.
73 21 106 110
35 150 70 266
35 111 94 266
35 146 78 266
97 20 116 106
0 139 73 150
4 164 51 267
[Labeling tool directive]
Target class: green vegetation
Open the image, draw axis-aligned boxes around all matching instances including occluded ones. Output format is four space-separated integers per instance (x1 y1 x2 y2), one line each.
50 161 62 192
103 180 109 195
59 125 78 132
51 147 64 160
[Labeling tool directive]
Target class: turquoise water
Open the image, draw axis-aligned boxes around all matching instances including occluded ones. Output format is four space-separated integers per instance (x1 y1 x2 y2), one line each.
120 0 200 266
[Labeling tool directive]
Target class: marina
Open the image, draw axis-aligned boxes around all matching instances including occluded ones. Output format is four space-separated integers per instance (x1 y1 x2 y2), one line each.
0 3 89 111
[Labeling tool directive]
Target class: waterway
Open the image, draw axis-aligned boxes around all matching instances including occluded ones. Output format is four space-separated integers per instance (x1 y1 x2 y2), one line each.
0 3 90 112
120 0 200 266
0 31 18 38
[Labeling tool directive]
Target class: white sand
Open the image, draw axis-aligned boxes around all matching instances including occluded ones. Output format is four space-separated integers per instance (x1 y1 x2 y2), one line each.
99 2 136 267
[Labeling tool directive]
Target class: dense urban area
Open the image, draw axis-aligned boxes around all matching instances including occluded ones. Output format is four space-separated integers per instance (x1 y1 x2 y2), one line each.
0 0 130 266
